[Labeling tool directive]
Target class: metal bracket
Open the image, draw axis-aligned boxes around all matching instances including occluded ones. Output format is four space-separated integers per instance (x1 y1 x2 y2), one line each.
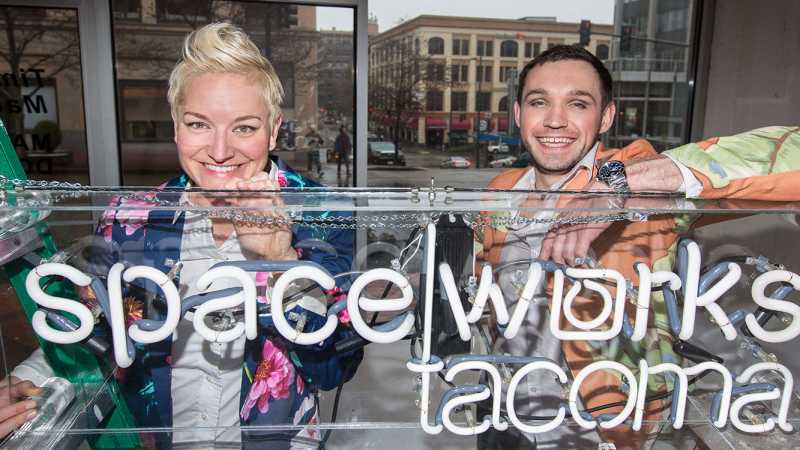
0 227 43 266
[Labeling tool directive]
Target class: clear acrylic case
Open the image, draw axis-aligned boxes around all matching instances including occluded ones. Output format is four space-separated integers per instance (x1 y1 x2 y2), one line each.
2 173 800 449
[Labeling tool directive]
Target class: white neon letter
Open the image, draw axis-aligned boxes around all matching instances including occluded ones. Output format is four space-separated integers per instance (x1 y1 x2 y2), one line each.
503 263 544 339
125 265 181 344
107 263 134 368
746 270 800 343
347 268 414 344
27 263 94 345
570 361 637 430
633 360 688 430
445 361 507 432
551 268 627 341
632 264 682 341
679 242 739 340
505 360 568 433
735 362 794 432
439 264 509 341
685 362 733 428
192 266 255 343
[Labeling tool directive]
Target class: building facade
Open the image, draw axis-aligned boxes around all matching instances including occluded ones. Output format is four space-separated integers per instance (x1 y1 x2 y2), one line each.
368 15 613 146
609 0 695 150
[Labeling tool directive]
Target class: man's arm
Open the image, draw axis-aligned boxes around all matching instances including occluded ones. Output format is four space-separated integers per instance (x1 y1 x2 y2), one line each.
539 155 687 265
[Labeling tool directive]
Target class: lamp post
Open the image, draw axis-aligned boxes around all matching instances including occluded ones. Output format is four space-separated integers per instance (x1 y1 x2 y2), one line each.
474 54 483 169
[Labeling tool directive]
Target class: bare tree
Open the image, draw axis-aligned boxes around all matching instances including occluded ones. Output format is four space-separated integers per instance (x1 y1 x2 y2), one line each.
0 8 80 141
369 38 448 161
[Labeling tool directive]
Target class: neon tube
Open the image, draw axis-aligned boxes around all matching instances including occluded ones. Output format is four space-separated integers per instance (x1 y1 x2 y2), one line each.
347 268 415 344
27 263 94 345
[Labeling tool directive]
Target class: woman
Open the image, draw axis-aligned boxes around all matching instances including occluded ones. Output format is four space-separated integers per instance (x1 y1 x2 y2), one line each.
12 22 360 449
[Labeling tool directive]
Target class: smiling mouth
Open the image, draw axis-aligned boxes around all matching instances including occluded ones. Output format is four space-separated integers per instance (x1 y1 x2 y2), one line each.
537 136 576 148
203 163 239 174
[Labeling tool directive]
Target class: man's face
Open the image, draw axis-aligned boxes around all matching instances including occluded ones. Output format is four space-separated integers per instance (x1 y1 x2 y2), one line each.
514 59 615 183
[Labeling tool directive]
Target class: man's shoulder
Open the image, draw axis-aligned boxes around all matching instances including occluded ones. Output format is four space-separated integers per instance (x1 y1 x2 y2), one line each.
597 138 658 162
488 168 530 189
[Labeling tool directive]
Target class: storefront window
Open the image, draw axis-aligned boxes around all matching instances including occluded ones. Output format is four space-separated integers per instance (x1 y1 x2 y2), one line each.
111 1 356 186
367 0 697 187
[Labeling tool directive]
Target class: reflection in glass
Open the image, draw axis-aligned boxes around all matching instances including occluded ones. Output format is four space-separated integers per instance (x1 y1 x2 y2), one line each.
111 1 355 187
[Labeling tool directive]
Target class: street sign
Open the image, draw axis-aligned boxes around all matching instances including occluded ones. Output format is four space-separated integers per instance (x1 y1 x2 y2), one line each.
479 119 488 132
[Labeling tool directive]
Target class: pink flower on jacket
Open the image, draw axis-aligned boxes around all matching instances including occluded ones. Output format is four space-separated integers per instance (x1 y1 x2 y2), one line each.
98 189 161 242
276 169 288 187
240 339 295 421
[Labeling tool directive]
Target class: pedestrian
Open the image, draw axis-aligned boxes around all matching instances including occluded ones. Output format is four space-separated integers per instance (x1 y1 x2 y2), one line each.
334 126 352 176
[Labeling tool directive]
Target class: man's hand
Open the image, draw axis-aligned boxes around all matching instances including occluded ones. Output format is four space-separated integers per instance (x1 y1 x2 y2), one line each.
539 155 686 265
0 377 40 438
539 181 615 266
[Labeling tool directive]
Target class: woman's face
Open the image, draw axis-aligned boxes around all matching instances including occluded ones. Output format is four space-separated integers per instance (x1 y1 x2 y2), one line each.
174 72 280 189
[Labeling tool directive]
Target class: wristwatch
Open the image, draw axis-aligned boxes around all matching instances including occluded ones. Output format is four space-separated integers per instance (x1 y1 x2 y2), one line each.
597 160 631 193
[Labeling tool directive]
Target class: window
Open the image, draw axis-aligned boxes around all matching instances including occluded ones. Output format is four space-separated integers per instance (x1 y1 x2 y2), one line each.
498 95 508 112
596 43 610 60
476 92 491 111
112 2 355 186
451 64 468 82
524 42 541 58
499 66 515 82
428 37 444 55
120 82 173 142
156 0 211 23
451 92 467 111
113 0 140 19
476 65 492 83
452 38 469 55
477 39 493 57
500 40 518 57
427 63 445 81
426 90 443 111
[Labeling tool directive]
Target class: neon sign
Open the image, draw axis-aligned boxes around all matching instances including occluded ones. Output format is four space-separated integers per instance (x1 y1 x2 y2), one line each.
24 224 799 435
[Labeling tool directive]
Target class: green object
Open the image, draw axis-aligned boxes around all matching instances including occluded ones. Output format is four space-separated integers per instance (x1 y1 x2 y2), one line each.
31 120 62 152
0 120 139 448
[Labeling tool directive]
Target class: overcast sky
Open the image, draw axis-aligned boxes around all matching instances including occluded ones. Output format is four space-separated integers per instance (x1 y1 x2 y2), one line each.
316 0 615 32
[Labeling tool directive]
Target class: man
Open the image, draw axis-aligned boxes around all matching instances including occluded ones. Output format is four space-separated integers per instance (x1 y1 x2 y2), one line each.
476 45 800 449
334 126 352 177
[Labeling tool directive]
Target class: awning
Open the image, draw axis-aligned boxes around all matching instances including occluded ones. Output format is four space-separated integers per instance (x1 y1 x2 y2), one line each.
450 119 471 131
405 117 419 128
426 117 447 129
497 118 509 132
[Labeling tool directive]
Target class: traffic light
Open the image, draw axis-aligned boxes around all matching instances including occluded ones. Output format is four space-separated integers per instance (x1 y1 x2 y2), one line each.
579 20 591 47
620 25 633 52
277 4 298 29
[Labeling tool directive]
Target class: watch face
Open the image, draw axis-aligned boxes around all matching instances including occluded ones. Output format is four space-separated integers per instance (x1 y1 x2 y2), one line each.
598 160 626 183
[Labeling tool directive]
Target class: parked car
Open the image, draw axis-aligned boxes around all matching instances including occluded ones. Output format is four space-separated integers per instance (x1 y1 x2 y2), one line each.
440 156 471 168
511 152 532 168
368 141 406 165
487 143 510 153
488 156 517 168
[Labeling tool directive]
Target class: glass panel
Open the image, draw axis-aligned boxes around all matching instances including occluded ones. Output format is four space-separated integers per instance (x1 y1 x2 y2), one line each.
0 7 88 185
4 158 800 448
111 2 356 187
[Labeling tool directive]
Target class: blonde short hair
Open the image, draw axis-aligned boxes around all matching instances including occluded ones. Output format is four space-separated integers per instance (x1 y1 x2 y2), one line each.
167 22 284 127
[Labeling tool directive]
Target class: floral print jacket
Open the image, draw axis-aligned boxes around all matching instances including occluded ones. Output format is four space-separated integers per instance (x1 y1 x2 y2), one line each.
95 156 362 449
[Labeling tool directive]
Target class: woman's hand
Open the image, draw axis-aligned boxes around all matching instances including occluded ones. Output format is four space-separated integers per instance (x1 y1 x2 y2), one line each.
0 377 40 438
223 173 297 261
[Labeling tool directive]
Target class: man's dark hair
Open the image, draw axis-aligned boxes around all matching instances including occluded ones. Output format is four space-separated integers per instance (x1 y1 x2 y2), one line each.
516 45 613 109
